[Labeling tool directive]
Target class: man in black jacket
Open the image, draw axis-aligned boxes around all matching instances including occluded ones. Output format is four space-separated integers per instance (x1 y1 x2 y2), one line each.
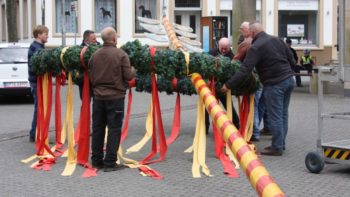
221 22 295 156
27 25 49 142
206 38 240 134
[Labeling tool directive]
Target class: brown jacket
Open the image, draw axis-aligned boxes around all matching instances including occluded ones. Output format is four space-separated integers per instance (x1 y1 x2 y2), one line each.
234 37 252 62
89 43 135 100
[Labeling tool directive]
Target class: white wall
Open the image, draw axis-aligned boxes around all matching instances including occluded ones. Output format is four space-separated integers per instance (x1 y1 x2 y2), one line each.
323 0 333 45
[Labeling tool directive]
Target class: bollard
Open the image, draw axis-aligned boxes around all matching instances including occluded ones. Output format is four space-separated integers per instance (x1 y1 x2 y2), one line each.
191 73 285 197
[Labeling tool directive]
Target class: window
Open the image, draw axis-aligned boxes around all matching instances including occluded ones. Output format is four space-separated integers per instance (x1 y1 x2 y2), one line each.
55 0 79 34
135 0 157 34
278 0 319 46
94 0 117 33
175 0 200 8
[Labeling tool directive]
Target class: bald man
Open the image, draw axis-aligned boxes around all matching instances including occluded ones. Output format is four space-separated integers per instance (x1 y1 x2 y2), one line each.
89 27 136 171
222 22 296 156
206 37 240 134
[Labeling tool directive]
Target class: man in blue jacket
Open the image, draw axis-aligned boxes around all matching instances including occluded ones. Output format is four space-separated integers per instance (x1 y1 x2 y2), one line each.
27 25 49 142
221 22 295 156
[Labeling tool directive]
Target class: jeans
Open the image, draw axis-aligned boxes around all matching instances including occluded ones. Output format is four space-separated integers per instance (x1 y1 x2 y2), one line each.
205 95 240 132
91 98 125 167
258 90 270 130
253 88 263 139
29 82 37 139
294 64 312 86
264 77 294 150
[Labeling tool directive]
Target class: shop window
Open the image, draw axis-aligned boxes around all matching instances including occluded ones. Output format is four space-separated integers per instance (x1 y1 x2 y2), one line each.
55 0 79 34
278 0 319 46
135 0 157 34
175 0 200 8
94 0 117 33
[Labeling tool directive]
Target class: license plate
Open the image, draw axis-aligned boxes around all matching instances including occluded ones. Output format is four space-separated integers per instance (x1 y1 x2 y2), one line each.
3 82 29 88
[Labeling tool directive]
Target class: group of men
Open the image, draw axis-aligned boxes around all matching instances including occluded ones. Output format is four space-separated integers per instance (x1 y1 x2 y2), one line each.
28 26 135 172
27 20 311 173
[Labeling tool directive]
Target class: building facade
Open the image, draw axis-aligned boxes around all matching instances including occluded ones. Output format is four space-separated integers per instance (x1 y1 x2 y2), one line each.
0 0 338 65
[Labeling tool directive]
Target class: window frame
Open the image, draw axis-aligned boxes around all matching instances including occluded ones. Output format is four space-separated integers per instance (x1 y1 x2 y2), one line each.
52 0 82 38
132 0 160 37
92 0 120 36
275 0 324 50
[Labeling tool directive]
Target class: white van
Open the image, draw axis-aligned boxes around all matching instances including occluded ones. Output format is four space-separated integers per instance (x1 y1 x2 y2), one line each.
0 43 31 96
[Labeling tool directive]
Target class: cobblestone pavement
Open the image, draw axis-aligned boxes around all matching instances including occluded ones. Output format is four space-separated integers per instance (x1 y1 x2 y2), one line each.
1 82 350 197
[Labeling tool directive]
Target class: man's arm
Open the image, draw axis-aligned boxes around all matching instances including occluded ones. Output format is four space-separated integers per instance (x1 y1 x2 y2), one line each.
225 47 259 90
121 54 136 81
234 41 251 61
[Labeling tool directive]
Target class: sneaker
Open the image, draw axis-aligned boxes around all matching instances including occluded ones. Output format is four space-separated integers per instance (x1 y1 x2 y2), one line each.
104 164 126 172
264 146 285 151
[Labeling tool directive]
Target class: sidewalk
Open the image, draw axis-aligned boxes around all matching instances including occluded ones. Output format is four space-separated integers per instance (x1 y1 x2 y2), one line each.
1 84 350 196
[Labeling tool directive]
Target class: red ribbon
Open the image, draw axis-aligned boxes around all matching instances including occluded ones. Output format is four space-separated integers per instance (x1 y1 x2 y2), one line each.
121 84 134 143
210 76 239 178
54 74 63 152
239 95 250 140
165 92 180 146
36 74 55 157
140 47 168 165
77 67 91 165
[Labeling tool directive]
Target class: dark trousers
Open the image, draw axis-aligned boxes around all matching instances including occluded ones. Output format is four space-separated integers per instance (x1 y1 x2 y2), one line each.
29 82 37 139
294 64 313 86
205 95 240 132
91 98 125 167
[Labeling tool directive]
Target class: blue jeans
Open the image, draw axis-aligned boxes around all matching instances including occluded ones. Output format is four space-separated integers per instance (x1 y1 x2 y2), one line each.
264 77 294 150
258 90 270 130
29 82 37 139
253 88 263 139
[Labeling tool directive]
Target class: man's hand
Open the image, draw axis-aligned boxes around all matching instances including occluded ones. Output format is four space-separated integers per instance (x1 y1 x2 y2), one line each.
221 84 229 93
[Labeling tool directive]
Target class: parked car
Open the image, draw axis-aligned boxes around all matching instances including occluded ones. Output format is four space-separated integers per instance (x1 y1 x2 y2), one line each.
0 43 31 97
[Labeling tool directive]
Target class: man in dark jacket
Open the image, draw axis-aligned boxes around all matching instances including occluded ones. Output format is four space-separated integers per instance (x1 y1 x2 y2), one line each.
27 25 49 142
79 30 100 99
221 22 295 156
89 27 136 172
206 37 240 134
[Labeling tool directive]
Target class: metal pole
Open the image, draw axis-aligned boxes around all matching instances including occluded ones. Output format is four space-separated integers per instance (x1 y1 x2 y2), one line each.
41 0 45 25
339 0 344 81
62 0 66 46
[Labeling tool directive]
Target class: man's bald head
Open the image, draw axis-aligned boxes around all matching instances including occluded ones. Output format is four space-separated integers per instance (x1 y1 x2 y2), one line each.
249 22 263 39
218 37 231 55
101 27 117 44
240 21 251 38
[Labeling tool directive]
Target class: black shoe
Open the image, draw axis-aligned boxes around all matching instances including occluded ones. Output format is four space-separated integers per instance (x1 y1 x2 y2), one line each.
104 164 126 172
261 148 283 156
29 136 35 142
297 84 303 87
92 161 104 170
264 146 285 151
260 128 272 136
250 136 260 142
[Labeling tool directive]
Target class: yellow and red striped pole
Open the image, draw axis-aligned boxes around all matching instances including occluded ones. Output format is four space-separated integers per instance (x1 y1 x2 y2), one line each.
191 73 285 197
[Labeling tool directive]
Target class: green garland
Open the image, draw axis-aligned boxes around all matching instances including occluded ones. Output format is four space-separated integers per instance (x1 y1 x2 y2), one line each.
29 39 259 96
30 49 45 75
41 47 63 77
62 46 83 84
83 44 102 68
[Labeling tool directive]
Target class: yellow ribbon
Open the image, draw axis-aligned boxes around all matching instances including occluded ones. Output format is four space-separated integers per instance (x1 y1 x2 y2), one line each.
192 97 212 178
60 47 69 69
126 100 153 154
61 73 77 176
244 94 255 142
183 52 190 76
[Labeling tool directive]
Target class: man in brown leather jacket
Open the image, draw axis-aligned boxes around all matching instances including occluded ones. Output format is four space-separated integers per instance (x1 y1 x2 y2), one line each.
89 27 136 172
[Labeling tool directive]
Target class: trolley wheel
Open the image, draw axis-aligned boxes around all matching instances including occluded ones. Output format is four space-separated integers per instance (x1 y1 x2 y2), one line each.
305 152 325 173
